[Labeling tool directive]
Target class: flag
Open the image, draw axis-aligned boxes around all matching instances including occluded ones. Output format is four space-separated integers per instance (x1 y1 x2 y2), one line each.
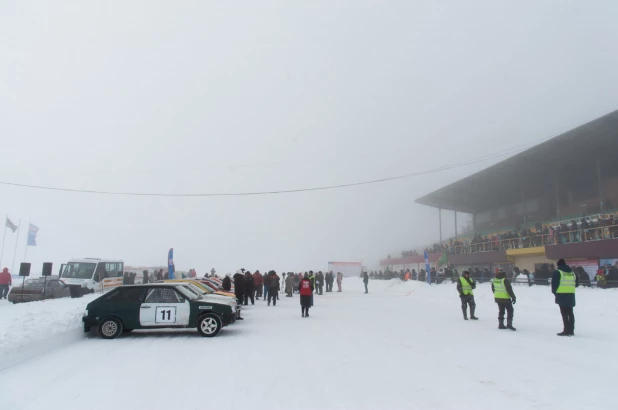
424 250 431 285
167 248 175 279
27 224 39 246
438 250 448 267
5 217 17 233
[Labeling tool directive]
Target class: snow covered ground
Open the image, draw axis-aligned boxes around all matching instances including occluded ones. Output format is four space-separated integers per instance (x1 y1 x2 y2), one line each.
0 278 616 410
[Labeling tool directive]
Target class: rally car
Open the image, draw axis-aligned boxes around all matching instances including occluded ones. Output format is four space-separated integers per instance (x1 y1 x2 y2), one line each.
83 283 236 339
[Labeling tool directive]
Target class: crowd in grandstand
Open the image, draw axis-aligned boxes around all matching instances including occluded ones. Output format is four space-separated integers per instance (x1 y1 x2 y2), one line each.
395 213 618 258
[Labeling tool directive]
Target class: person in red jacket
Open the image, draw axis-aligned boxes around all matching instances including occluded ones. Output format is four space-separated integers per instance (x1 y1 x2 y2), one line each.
253 270 263 299
299 273 314 318
0 267 12 299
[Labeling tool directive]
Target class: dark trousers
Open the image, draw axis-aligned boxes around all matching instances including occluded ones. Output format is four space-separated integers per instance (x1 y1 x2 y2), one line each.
235 293 243 306
364 282 368 293
317 284 323 295
460 295 476 316
498 301 514 324
268 292 277 306
560 306 575 334
302 306 309 316
255 286 262 298
0 285 8 299
263 285 269 300
244 292 254 305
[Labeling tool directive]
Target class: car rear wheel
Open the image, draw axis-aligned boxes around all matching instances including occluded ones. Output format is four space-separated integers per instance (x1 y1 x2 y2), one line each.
98 317 123 339
197 314 221 337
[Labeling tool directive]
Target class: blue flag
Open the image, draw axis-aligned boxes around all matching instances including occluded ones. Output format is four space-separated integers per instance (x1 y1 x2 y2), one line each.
167 248 175 279
27 224 39 246
424 250 431 285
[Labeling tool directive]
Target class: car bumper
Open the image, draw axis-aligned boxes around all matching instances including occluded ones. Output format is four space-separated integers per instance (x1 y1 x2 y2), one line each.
8 294 44 303
82 316 99 332
221 312 236 326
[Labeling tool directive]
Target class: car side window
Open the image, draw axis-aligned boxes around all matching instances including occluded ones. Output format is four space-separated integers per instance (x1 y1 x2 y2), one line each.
104 288 146 302
48 280 59 288
145 288 181 303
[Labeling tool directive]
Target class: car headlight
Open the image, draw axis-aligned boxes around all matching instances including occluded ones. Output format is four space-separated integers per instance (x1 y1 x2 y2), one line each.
83 309 88 317
231 306 236 313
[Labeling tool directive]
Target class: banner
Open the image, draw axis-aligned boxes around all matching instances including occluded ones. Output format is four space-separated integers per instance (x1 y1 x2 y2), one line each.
27 224 39 246
566 259 598 281
327 261 361 278
5 217 17 233
168 248 175 279
424 250 431 285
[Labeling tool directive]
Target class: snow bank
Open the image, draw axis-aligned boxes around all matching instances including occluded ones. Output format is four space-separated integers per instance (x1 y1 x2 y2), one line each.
0 294 99 370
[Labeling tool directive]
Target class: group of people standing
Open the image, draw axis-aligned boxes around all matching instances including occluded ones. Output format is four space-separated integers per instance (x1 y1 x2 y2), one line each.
220 269 346 317
456 259 579 336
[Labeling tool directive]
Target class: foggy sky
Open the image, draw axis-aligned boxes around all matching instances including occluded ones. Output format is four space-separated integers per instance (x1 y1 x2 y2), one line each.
2 0 618 274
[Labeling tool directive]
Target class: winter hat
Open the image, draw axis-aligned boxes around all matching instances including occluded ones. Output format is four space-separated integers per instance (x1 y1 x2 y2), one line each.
557 259 566 266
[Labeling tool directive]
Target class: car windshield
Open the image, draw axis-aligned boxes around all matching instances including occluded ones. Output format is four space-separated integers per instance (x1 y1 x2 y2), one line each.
25 278 47 287
61 263 96 279
176 285 199 300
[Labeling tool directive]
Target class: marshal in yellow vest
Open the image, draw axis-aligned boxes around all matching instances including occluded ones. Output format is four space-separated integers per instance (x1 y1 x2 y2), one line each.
459 277 473 295
492 278 510 299
556 270 576 294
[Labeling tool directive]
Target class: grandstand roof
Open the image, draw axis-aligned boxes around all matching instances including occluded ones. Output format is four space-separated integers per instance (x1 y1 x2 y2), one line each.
415 110 618 214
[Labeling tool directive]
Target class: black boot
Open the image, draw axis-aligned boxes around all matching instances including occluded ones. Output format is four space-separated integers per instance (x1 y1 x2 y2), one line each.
470 306 478 320
462 308 468 320
557 331 569 336
507 320 516 331
498 320 506 329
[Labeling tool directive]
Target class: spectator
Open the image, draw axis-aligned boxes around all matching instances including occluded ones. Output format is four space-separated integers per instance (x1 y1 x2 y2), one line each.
0 267 11 299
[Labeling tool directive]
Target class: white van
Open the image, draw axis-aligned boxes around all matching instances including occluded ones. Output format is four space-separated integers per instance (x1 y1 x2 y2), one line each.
59 258 124 296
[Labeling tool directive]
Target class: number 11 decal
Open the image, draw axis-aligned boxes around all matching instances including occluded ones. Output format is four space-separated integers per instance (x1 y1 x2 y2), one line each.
155 306 177 323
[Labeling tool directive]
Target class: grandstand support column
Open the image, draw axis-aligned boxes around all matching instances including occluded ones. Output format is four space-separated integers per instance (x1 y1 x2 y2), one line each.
555 181 560 219
439 208 443 244
454 211 458 239
597 159 604 213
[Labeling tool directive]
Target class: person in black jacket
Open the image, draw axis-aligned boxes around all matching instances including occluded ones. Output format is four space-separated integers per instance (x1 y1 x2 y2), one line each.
263 272 270 301
267 271 280 306
244 272 255 306
316 272 324 295
363 271 369 294
552 259 579 336
222 274 232 291
233 270 245 306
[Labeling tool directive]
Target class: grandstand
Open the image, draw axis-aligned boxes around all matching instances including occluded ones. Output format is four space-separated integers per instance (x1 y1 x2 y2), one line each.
381 110 618 278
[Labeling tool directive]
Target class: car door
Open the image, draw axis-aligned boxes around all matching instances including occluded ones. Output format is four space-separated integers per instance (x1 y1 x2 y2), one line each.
104 287 147 329
46 280 59 298
139 287 191 327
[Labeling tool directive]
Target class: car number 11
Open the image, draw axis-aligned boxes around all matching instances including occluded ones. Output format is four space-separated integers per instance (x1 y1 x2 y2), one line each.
155 306 177 323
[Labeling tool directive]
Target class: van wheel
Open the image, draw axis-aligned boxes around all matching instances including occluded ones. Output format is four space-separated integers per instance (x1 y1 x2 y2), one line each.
197 314 221 337
98 317 123 339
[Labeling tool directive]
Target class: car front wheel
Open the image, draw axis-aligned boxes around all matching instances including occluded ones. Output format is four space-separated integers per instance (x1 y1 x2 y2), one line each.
197 314 221 337
98 317 123 339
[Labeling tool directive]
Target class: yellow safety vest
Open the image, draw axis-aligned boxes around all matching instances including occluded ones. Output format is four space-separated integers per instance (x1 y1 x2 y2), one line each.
556 270 576 294
493 278 510 299
459 277 473 296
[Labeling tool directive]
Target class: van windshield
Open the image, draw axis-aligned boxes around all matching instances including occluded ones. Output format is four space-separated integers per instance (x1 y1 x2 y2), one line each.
61 263 96 280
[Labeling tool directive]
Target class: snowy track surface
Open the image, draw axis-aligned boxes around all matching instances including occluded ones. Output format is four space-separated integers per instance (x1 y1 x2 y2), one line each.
1 279 616 410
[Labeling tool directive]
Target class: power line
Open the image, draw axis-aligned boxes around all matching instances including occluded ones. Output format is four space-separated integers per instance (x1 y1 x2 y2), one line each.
0 140 545 197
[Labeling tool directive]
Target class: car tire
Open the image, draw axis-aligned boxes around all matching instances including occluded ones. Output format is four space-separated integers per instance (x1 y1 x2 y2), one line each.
197 314 221 337
98 317 123 339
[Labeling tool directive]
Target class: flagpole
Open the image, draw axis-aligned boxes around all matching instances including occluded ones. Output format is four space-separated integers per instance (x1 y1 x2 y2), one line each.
11 219 21 274
23 222 29 263
0 215 7 267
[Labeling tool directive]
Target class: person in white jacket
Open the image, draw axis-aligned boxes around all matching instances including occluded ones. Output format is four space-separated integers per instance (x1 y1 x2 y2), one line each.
336 272 343 292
